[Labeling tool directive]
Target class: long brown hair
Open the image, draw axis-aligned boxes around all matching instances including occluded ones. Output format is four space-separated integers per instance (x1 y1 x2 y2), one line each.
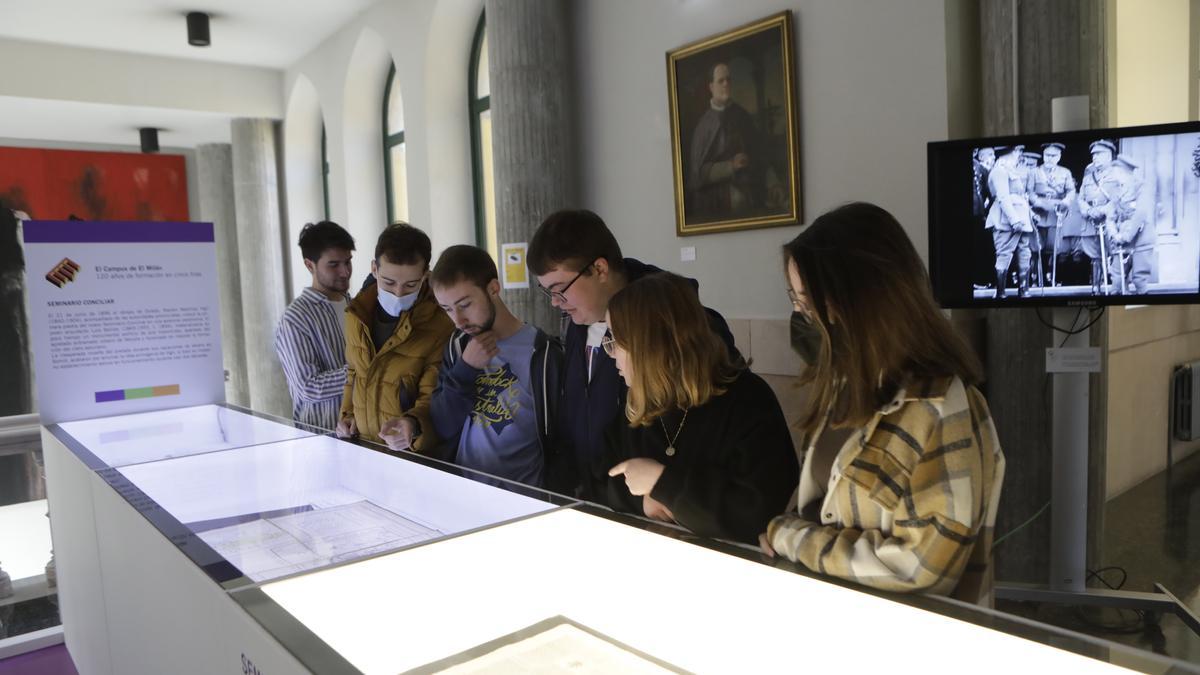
608 272 743 426
783 202 982 433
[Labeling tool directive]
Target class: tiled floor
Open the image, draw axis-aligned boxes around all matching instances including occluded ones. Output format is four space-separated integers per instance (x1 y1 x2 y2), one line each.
998 449 1200 666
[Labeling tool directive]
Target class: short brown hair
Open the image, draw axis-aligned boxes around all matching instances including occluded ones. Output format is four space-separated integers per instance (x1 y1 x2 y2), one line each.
528 209 624 276
375 222 431 268
783 202 983 433
298 221 355 262
430 245 497 290
608 272 743 427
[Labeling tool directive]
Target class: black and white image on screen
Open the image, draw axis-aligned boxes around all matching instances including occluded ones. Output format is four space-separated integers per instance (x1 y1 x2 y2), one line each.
969 132 1200 300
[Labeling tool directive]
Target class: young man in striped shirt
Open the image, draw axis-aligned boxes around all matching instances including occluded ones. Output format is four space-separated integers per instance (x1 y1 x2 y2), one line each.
274 221 355 431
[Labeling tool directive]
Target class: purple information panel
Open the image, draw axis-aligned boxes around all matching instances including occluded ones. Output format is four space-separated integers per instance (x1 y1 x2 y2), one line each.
22 221 224 424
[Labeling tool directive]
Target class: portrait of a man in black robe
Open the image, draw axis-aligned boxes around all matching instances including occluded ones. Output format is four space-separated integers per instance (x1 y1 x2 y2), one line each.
669 13 800 235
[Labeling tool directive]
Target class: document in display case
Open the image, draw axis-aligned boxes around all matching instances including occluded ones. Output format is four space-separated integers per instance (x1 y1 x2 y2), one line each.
193 501 441 582
108 430 556 583
406 616 686 674
42 404 566 675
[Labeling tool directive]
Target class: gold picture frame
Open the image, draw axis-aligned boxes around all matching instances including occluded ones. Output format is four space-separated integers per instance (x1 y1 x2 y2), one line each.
667 11 801 236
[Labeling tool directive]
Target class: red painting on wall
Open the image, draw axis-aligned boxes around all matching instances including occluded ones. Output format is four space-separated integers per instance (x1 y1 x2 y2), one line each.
0 147 188 222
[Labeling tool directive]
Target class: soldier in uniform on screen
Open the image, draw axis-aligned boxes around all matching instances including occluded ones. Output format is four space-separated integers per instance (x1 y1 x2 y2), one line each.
1078 140 1144 294
972 147 997 289
1104 154 1150 294
1019 151 1044 288
985 145 1034 298
1028 142 1077 287
972 148 996 215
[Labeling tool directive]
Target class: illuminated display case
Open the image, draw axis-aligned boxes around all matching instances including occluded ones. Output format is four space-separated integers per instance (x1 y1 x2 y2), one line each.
56 404 314 468
41 404 1196 675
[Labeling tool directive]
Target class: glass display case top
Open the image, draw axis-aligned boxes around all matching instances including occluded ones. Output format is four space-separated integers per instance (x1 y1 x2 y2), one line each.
64 418 565 585
252 508 1151 675
57 404 313 468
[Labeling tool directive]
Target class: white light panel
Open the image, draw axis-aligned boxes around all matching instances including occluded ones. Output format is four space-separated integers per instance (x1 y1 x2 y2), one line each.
261 509 1131 675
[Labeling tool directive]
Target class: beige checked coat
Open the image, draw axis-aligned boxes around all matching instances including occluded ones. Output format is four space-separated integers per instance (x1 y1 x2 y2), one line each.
768 376 1005 605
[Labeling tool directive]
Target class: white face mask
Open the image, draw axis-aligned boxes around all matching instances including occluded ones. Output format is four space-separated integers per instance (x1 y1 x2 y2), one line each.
378 284 420 316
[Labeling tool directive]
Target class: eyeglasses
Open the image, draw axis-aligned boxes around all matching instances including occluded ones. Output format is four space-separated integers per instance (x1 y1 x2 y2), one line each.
787 287 811 308
601 334 617 357
787 287 814 317
538 262 595 304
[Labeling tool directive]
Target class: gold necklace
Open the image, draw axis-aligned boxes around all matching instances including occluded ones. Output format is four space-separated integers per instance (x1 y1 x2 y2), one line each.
659 409 688 457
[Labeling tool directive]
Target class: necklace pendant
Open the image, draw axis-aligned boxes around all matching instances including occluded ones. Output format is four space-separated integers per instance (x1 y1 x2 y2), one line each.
665 445 676 457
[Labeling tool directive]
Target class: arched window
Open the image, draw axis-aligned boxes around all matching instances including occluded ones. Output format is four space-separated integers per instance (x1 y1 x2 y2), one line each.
384 63 409 224
321 122 330 221
469 13 497 258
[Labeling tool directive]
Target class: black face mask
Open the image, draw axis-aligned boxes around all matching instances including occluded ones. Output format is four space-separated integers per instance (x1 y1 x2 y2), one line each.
789 310 822 365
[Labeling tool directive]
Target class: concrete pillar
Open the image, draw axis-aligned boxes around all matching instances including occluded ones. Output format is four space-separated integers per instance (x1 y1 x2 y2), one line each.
0 208 32 416
486 0 576 334
196 143 251 408
979 0 1110 584
231 119 291 418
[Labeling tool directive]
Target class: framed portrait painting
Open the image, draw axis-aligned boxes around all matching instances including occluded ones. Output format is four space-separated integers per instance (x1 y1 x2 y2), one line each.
667 12 801 236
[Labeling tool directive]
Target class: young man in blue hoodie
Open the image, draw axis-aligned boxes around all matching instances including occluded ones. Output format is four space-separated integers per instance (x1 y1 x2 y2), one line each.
528 209 737 498
429 245 563 488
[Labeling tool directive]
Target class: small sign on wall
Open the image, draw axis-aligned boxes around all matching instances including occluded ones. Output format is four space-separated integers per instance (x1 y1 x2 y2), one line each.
1045 347 1102 373
501 242 529 290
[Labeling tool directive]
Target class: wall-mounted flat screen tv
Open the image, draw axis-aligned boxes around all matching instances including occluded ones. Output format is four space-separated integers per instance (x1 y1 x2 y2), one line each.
927 121 1200 307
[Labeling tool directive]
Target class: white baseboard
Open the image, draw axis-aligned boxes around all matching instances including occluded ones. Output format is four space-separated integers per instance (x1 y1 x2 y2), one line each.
0 624 65 661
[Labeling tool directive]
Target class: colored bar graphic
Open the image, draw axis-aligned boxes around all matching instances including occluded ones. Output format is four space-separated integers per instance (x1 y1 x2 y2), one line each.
94 390 124 403
94 384 181 404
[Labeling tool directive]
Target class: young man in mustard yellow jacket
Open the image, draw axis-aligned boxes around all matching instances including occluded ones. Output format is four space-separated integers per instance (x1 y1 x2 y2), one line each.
337 224 453 453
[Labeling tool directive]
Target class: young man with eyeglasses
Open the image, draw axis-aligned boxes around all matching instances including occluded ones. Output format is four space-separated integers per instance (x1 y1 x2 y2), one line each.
428 245 563 486
338 223 454 452
528 209 737 498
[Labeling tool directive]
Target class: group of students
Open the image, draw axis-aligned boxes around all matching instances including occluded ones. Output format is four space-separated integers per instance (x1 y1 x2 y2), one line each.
274 203 1006 604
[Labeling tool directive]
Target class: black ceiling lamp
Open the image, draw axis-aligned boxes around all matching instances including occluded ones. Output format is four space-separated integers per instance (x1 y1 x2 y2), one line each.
139 128 160 154
187 11 211 47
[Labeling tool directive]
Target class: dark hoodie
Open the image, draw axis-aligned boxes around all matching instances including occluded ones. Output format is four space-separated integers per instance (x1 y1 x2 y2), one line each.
545 258 738 498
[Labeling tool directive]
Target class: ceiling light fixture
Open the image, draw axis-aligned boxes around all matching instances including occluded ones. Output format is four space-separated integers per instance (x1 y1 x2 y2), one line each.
139 128 160 154
187 12 211 47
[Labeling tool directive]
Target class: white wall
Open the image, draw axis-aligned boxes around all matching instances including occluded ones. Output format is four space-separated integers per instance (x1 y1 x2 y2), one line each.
1103 0 1200 498
573 0 954 320
281 0 957 314
1113 0 1191 127
341 26 392 274
1106 306 1200 498
0 38 281 119
283 76 326 300
283 0 481 292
